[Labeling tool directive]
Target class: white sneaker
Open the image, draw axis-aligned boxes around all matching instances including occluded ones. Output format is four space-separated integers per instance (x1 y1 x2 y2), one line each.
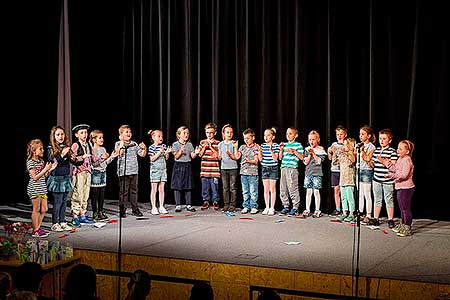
268 208 275 216
60 222 72 231
159 206 168 214
250 208 258 214
151 207 160 215
241 208 249 214
51 223 63 232
261 207 269 215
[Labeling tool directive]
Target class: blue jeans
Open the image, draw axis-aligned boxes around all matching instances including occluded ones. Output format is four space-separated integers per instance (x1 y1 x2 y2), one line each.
201 177 220 203
241 175 259 209
52 192 69 224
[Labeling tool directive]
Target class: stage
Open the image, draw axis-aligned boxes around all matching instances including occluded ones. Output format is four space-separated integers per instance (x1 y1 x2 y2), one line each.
1 200 449 299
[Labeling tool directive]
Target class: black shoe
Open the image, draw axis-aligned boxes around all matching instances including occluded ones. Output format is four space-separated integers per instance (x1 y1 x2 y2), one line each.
387 219 395 229
330 209 341 216
186 205 196 212
120 206 127 218
100 211 109 220
132 209 143 217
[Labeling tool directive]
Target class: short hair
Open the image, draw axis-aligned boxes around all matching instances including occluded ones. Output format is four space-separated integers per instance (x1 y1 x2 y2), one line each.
243 128 255 137
118 124 131 135
190 281 213 300
205 122 217 131
64 264 97 300
15 262 44 293
379 128 393 140
335 125 347 133
176 126 189 138
90 129 103 141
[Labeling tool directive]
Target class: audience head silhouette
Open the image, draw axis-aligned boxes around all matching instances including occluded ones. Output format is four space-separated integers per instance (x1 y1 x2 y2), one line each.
190 281 213 300
126 269 151 300
64 264 97 300
15 262 44 294
0 272 12 300
256 288 282 300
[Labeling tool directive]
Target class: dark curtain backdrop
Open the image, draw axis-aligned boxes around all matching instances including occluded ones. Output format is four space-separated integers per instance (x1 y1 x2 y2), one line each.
10 0 449 220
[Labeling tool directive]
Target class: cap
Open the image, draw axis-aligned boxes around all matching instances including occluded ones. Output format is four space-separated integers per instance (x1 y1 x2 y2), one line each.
72 124 90 133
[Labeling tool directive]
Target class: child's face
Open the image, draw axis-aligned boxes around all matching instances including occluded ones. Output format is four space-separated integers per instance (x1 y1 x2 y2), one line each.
152 131 163 145
286 129 297 142
397 142 409 158
243 133 254 146
378 133 391 148
179 129 190 142
120 128 132 142
336 129 347 143
76 129 89 143
55 128 65 144
359 129 369 143
34 144 44 158
205 128 216 140
223 127 233 141
264 130 274 143
308 134 319 147
94 134 104 146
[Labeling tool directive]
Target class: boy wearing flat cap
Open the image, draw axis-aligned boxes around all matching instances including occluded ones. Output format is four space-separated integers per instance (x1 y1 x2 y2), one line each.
70 124 96 226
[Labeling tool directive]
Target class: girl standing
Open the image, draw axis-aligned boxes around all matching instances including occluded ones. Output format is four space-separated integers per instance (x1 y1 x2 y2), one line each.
259 128 280 215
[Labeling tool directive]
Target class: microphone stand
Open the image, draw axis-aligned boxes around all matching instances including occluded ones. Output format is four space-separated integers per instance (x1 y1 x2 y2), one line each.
117 144 128 300
352 144 362 300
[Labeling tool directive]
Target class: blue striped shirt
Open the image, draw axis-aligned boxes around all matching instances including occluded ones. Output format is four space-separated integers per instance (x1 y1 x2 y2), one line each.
260 143 280 167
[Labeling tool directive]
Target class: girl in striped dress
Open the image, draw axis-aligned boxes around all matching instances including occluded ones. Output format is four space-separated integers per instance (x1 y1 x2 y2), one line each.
26 139 57 237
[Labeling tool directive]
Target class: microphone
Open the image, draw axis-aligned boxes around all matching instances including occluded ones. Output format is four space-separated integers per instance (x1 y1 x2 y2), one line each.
356 142 364 149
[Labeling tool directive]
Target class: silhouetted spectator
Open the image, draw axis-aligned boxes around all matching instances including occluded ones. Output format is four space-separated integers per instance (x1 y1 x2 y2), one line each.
64 264 97 300
0 271 12 300
256 288 282 300
125 269 151 300
190 281 213 300
10 262 53 300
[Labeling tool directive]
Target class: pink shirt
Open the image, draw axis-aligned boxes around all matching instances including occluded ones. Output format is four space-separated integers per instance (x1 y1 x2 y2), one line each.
385 156 415 190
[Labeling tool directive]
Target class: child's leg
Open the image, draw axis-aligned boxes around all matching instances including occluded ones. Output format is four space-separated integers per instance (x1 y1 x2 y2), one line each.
31 197 42 231
229 170 238 209
201 177 211 204
150 182 159 208
398 188 414 226
174 190 181 206
314 189 321 212
288 169 301 210
98 187 105 212
305 189 313 212
185 191 192 206
269 179 277 209
39 198 48 228
383 183 395 220
279 169 290 209
211 178 220 205
59 192 69 223
334 186 341 210
340 186 349 213
158 182 165 206
90 187 99 214
221 170 230 209
241 176 251 209
249 176 259 209
361 182 373 217
263 179 270 208
52 192 62 224
372 181 383 219
347 186 355 214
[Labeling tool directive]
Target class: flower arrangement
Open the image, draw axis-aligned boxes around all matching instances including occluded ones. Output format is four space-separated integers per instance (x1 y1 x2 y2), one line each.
1 222 32 260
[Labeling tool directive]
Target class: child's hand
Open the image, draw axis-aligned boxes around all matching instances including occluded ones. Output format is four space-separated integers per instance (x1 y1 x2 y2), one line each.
194 146 201 155
179 145 185 154
279 142 284 151
50 161 58 171
378 156 388 164
226 151 233 158
165 146 173 154
232 140 238 148
111 149 120 158
82 153 91 159
139 142 146 149
62 147 71 157
101 153 110 160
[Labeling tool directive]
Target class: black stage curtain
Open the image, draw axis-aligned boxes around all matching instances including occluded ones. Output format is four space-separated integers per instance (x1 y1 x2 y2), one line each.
10 0 449 220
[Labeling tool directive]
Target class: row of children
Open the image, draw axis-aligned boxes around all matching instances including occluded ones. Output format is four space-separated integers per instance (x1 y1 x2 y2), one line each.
25 122 415 238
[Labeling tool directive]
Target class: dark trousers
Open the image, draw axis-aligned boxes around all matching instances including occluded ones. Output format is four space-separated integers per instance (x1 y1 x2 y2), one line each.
174 190 192 206
397 187 415 226
119 175 138 209
52 192 68 224
221 169 238 209
90 186 105 213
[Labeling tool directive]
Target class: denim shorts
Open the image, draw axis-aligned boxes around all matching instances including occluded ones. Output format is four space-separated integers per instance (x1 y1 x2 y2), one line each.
304 175 323 189
358 169 373 183
262 166 279 180
91 169 106 187
150 167 167 183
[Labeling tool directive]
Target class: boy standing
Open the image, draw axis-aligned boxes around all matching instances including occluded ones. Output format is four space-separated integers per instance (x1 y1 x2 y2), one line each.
198 123 221 210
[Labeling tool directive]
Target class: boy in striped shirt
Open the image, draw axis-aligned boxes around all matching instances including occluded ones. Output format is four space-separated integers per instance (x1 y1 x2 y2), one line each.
198 123 221 210
279 127 305 216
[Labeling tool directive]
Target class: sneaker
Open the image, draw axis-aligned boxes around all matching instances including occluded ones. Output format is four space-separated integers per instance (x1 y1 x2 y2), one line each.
312 210 322 218
279 207 290 215
213 202 220 210
268 208 275 216
387 219 396 229
361 216 370 225
51 223 63 232
372 218 380 227
93 212 101 221
344 214 355 223
250 208 258 214
302 210 311 218
175 205 182 213
261 207 269 215
71 217 81 228
330 209 341 216
338 212 349 222
60 222 72 231
228 207 236 212
132 209 143 217
100 211 109 220
392 223 404 233
288 208 299 217
151 207 160 215
80 215 95 224
159 206 168 214
186 205 196 212
397 225 412 237
241 208 249 214
32 229 49 238
201 202 210 210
